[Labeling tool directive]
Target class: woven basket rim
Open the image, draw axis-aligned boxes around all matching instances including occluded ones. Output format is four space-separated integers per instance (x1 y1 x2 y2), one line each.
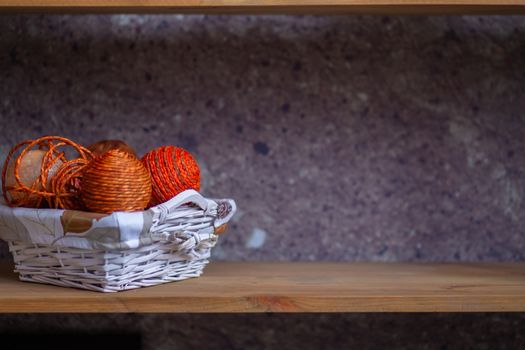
0 189 236 251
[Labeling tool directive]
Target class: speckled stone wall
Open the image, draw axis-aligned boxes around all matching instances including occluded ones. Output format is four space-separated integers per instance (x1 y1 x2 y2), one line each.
0 15 524 349
1 15 524 262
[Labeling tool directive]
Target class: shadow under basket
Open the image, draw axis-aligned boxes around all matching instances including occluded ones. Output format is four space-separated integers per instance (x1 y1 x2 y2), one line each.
0 190 236 292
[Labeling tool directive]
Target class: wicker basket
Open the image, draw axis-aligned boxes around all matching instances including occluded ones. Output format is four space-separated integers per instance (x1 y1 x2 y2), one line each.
0 190 236 292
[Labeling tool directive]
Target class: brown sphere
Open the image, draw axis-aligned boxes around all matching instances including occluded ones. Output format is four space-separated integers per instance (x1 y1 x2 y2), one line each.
87 140 137 158
80 150 151 213
5 150 63 207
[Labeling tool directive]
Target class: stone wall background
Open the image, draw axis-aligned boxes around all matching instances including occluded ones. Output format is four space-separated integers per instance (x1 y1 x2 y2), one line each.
0 15 523 349
1 15 525 262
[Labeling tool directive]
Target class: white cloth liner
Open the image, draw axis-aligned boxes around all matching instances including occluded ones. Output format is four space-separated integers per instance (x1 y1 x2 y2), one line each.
0 189 236 251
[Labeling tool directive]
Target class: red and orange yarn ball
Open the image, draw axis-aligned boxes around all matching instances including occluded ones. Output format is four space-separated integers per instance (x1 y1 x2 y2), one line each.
141 146 200 206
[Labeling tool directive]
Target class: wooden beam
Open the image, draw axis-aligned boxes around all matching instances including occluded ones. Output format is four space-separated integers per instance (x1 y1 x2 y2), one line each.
0 1 524 14
1 262 524 313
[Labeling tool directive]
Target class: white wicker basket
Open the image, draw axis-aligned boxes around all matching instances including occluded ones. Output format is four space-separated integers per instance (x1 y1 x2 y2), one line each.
0 190 236 292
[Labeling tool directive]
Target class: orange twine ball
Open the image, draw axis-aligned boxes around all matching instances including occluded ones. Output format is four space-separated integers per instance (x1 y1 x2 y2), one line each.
2 136 93 209
50 158 91 210
80 149 152 213
87 140 137 158
141 146 200 206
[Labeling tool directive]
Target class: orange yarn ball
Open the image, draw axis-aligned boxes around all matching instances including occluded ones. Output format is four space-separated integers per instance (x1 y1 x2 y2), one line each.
80 150 152 213
1 136 93 209
87 140 137 158
50 158 90 210
141 146 200 206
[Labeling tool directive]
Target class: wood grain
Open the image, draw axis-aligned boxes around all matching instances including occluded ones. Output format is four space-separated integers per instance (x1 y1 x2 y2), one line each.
0 0 524 14
0 262 524 312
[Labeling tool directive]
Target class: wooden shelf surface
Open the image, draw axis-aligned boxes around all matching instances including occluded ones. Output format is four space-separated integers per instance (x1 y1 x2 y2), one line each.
0 0 525 14
0 262 524 313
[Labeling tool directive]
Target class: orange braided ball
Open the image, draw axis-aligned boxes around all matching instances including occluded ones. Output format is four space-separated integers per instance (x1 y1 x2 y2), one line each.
50 157 91 210
87 139 137 158
141 146 200 206
2 136 93 209
80 149 152 213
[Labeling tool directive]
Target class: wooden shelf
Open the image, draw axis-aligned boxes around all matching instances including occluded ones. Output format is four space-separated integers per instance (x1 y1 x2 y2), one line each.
0 1 525 14
0 262 524 313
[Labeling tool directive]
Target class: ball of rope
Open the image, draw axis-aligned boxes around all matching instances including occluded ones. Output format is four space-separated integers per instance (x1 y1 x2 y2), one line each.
2 136 93 209
80 149 152 213
141 146 200 206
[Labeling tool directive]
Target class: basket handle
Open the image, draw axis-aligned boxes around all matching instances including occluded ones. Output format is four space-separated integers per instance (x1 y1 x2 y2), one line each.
152 189 209 212
213 198 237 228
149 190 237 230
